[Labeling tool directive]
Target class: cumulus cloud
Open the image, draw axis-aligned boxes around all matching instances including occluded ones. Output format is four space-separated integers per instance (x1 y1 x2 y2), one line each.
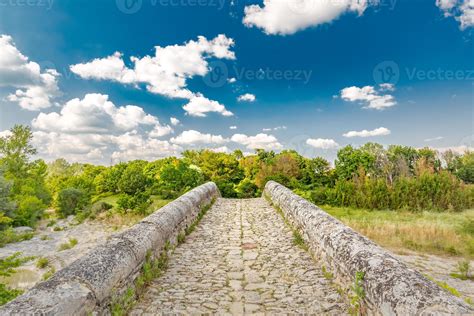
340 84 397 110
436 0 473 29
210 146 231 153
30 94 177 163
230 126 238 130
231 133 283 150
182 94 233 117
170 117 180 126
170 130 228 145
70 35 235 116
343 127 391 138
32 93 170 134
237 93 256 102
0 35 60 110
228 77 237 83
306 138 339 149
243 0 373 35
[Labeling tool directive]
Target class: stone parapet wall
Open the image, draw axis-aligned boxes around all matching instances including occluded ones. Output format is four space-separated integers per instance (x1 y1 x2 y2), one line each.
0 182 220 316
264 181 472 315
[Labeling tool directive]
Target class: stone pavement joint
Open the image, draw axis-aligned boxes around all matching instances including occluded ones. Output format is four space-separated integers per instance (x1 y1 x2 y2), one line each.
130 198 349 315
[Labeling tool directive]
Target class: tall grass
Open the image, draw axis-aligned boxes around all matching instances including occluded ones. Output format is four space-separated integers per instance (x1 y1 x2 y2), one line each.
324 206 474 258
307 171 473 212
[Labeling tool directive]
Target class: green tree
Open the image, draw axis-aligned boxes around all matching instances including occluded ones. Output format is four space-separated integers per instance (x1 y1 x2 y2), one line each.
158 160 204 198
118 161 149 195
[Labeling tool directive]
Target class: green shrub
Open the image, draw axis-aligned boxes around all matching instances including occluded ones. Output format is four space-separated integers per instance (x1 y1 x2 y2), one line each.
0 228 34 247
58 238 78 251
36 257 49 269
236 179 259 198
12 195 45 227
0 284 23 306
56 188 88 217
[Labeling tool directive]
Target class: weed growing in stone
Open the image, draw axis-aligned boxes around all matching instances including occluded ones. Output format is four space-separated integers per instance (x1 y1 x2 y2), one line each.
349 271 366 315
42 267 56 280
57 238 78 251
322 265 334 280
450 260 472 280
36 257 49 269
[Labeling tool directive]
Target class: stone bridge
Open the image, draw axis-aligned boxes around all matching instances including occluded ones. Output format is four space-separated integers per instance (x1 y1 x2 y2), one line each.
1 182 472 315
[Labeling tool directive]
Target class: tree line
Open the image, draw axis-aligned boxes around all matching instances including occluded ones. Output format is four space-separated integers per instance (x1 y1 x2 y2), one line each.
0 125 473 234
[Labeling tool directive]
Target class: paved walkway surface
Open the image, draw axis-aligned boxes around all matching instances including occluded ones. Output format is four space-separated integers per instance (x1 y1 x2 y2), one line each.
130 198 349 315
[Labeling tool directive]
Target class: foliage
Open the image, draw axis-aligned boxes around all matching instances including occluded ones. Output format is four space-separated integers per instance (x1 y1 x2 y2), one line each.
0 228 34 248
58 238 78 251
0 284 23 306
156 160 204 199
56 188 88 217
36 257 49 269
322 206 474 258
0 252 34 277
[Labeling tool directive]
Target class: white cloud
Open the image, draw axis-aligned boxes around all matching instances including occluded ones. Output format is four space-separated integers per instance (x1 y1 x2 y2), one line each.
231 133 283 150
424 136 444 142
0 130 12 138
32 93 168 134
228 77 237 83
149 124 173 138
436 0 474 29
340 84 397 110
237 93 256 102
29 94 178 163
170 117 180 126
433 145 474 154
111 132 181 162
210 146 231 153
263 126 287 132
0 35 60 110
343 127 391 138
70 35 235 116
170 130 228 145
306 138 339 149
243 0 373 35
230 126 238 130
182 94 233 117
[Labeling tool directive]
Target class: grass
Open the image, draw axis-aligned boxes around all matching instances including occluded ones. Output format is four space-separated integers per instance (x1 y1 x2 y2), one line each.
0 228 34 248
57 238 78 251
322 206 474 259
94 195 171 228
36 257 49 269
42 267 56 281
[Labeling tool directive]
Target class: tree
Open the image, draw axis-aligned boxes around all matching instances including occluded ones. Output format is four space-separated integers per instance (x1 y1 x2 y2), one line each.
118 161 149 195
0 125 36 179
457 151 474 184
157 160 204 198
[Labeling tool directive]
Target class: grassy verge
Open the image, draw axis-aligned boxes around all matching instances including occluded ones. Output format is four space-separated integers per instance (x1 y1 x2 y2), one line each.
322 206 474 258
92 195 171 229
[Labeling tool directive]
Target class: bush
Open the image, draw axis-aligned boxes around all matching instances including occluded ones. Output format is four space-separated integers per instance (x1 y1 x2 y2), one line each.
0 227 34 247
117 192 151 214
0 284 22 306
56 188 88 217
236 179 259 198
11 195 45 227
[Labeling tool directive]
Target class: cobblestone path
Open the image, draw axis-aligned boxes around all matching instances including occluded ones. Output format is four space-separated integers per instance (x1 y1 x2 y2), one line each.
130 198 349 315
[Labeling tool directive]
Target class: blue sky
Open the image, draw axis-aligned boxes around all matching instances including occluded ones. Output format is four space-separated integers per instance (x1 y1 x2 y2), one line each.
0 0 473 164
